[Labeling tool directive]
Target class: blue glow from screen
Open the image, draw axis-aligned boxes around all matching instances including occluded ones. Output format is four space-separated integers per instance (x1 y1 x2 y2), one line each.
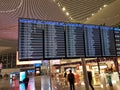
66 23 83 27
34 63 42 67
27 70 35 73
43 21 64 26
100 26 113 30
114 28 120 31
19 19 42 24
84 25 99 29
20 83 25 90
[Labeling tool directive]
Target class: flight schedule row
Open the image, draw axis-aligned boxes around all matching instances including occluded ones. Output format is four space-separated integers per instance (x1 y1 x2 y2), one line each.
18 19 118 60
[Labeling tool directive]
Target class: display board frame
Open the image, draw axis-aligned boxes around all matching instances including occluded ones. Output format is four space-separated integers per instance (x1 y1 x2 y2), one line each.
18 18 117 61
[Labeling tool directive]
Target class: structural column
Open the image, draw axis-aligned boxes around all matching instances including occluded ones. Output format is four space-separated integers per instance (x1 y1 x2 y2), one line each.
81 58 90 90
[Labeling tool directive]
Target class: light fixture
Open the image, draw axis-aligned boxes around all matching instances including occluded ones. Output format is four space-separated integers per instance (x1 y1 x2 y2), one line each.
66 12 69 16
62 7 66 11
57 3 60 6
92 14 94 16
100 8 102 10
103 4 107 7
69 17 73 20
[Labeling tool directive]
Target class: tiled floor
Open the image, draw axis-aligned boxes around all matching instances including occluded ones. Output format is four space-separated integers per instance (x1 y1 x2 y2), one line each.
0 75 119 90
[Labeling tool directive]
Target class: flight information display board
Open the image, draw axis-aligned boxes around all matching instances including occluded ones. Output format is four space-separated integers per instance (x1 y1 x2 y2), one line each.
44 21 65 59
18 19 43 60
100 26 116 56
66 23 85 58
84 25 102 57
114 28 120 56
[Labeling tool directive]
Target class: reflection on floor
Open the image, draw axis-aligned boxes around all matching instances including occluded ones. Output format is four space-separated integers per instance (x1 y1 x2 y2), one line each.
41 76 51 90
0 75 120 90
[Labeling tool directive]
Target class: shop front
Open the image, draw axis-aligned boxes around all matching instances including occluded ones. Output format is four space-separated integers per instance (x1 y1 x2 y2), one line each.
51 57 120 87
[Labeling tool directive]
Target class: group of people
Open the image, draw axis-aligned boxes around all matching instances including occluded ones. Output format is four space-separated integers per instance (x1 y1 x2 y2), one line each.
64 70 94 90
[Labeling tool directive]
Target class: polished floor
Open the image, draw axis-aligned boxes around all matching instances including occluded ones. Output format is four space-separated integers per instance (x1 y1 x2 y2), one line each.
0 75 119 90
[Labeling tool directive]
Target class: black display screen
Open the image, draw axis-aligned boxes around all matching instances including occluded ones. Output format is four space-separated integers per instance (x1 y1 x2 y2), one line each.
18 19 43 60
114 28 120 56
66 23 85 58
18 18 117 60
100 26 116 56
84 25 102 57
44 21 65 59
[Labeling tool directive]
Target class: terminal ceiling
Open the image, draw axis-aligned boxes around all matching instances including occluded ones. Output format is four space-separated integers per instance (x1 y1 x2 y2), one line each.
0 0 118 54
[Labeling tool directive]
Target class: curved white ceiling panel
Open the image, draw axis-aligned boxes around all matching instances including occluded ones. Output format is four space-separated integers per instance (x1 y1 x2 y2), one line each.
0 0 117 53
56 0 115 23
0 0 68 40
85 0 120 26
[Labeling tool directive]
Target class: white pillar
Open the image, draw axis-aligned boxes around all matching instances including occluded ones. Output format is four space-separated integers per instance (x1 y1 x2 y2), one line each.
81 58 90 90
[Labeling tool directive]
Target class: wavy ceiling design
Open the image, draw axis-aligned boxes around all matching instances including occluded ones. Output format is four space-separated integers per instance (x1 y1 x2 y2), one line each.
0 0 68 40
0 0 117 53
55 0 115 23
85 0 120 26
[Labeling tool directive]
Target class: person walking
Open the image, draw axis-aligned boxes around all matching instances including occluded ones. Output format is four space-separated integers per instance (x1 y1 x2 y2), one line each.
87 71 94 90
68 70 75 90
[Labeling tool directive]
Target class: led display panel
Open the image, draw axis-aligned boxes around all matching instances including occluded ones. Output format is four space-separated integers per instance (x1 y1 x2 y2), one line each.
100 26 116 56
66 23 85 58
114 28 120 56
84 25 102 57
18 19 43 60
44 21 65 59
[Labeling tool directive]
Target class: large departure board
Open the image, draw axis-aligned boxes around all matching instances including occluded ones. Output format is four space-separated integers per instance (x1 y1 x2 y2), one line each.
84 25 102 57
18 19 43 60
100 26 116 56
66 23 85 58
114 28 120 56
18 18 118 60
44 21 65 59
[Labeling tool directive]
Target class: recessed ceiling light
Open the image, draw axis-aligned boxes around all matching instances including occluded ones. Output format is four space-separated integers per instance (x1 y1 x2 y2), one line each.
62 7 66 11
66 12 69 16
69 17 73 20
92 14 94 16
57 3 60 6
103 4 107 7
